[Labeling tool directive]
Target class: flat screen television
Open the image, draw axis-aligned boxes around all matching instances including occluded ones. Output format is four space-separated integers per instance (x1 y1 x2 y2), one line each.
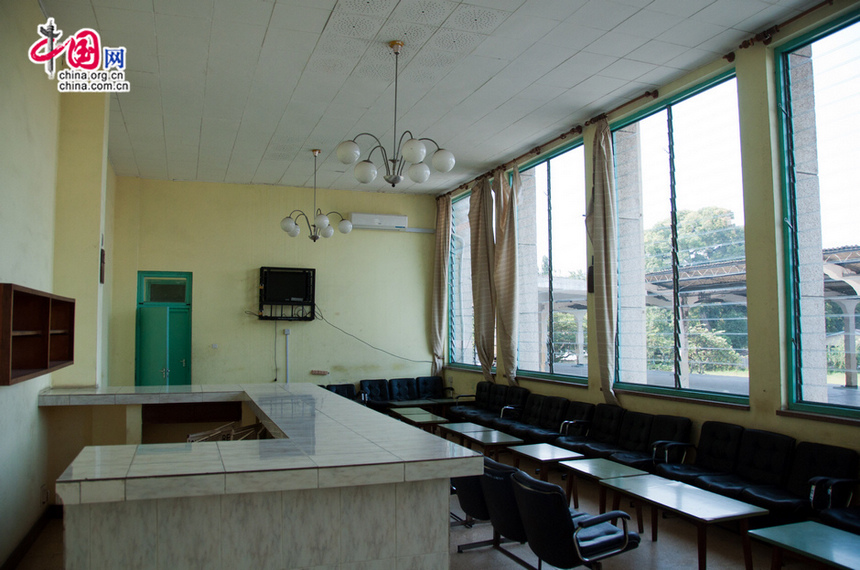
260 267 315 305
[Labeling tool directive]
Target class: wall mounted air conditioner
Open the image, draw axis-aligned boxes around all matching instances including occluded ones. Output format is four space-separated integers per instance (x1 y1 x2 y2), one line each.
349 212 408 231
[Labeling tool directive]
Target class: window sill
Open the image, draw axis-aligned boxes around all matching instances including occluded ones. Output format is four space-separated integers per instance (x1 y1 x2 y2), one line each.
614 384 750 409
777 407 860 427
516 372 588 388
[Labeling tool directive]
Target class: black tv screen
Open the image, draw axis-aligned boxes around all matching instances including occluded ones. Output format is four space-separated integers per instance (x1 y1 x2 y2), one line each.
260 267 314 304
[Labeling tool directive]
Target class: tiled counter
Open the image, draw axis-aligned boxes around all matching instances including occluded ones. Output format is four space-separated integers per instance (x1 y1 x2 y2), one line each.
48 383 482 570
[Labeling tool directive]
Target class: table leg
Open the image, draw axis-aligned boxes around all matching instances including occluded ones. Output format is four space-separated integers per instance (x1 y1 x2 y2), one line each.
598 486 607 513
696 523 707 570
568 476 579 508
739 519 753 570
651 506 659 542
513 455 521 469
539 463 549 481
635 502 643 534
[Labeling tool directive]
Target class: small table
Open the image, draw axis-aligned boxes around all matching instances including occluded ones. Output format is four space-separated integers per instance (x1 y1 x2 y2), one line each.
437 422 494 446
509 443 584 481
601 474 768 570
749 520 860 570
393 406 433 416
460 430 524 460
559 458 646 510
393 410 448 433
387 399 436 410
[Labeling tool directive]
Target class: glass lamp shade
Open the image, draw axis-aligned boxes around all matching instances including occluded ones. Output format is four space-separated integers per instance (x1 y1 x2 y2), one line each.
354 160 378 183
314 213 330 229
280 216 296 233
408 162 430 183
287 225 301 238
336 140 361 164
401 138 427 164
338 219 353 234
431 149 455 172
320 225 335 238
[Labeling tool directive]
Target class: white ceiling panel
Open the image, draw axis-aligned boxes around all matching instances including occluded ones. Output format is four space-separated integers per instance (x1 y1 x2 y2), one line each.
40 0 816 194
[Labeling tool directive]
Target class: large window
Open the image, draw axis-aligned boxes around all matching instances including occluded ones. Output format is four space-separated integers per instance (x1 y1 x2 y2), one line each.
449 194 479 366
779 15 860 415
615 77 749 399
517 145 588 379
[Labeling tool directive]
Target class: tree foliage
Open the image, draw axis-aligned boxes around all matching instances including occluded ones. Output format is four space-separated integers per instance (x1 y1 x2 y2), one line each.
644 206 746 272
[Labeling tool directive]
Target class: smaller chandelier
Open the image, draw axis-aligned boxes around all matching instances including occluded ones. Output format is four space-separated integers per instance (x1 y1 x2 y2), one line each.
280 149 352 242
336 40 455 188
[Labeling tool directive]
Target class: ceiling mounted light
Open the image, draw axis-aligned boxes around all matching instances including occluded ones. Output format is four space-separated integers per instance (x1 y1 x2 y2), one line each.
336 40 455 188
280 149 352 242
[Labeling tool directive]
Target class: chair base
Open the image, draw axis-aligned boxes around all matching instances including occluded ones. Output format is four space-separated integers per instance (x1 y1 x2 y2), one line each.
456 531 537 570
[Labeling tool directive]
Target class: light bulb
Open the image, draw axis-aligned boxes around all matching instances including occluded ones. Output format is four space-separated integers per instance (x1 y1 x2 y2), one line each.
338 219 353 234
287 225 300 238
315 213 330 229
280 216 296 233
354 160 378 184
408 162 430 183
321 225 335 238
432 148 455 172
401 138 427 164
336 140 361 164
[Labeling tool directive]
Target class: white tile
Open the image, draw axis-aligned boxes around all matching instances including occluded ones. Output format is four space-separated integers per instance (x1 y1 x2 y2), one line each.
225 468 318 494
125 474 225 500
404 456 483 481
89 499 158 570
156 495 221 569
282 488 341 568
221 492 282 570
56 482 80 505
318 463 404 488
81 480 126 503
339 485 396 563
395 480 448 557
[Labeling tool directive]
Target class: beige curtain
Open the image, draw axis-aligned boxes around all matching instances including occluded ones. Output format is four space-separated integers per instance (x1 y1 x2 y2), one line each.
494 166 520 386
430 194 452 376
586 118 621 405
469 178 496 383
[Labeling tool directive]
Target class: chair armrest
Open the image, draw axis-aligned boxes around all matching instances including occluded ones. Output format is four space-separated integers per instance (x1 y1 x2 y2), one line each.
455 394 476 401
499 405 522 419
560 419 590 436
809 476 859 510
651 440 692 464
572 511 632 563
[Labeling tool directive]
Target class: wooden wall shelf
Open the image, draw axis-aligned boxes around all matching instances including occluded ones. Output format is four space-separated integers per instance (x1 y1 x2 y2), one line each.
0 284 75 385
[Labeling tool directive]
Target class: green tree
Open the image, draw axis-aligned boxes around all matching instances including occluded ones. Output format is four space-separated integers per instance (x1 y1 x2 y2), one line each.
644 206 746 272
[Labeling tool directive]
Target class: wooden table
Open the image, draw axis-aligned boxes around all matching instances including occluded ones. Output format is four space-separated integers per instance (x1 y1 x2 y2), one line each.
392 409 448 433
601 474 768 570
460 430 524 460
559 458 646 510
749 520 860 570
509 443 583 481
392 406 433 415
437 422 494 446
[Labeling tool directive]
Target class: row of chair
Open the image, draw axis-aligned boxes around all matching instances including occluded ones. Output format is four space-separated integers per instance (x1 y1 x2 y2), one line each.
324 376 452 410
452 456 640 569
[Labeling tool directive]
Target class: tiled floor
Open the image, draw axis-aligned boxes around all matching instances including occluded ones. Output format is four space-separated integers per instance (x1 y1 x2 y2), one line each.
16 455 819 569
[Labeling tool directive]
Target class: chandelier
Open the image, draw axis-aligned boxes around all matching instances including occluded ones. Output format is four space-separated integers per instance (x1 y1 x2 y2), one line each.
280 149 352 241
335 40 455 188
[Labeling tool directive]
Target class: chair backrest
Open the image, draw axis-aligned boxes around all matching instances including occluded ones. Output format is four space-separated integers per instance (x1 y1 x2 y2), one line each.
451 474 490 521
487 383 510 412
586 404 626 445
615 411 654 453
326 383 357 399
518 394 546 426
480 457 528 543
388 377 418 401
734 429 796 485
504 386 530 410
786 442 859 500
694 421 745 473
416 376 445 399
649 415 692 462
510 470 580 569
538 396 570 431
562 401 595 436
474 381 493 409
359 379 390 402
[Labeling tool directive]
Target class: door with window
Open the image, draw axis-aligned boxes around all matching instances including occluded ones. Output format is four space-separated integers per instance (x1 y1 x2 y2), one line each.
136 272 192 386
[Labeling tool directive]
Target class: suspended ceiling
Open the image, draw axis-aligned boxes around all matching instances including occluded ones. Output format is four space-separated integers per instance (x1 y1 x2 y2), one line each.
40 0 815 194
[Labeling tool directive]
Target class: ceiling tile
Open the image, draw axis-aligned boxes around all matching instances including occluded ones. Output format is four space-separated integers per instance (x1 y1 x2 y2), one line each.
515 0 586 20
598 58 658 81
539 21 604 51
657 17 725 48
269 4 331 31
213 0 274 25
626 39 691 65
646 0 716 19
390 0 459 26
443 4 511 34
152 0 213 19
539 51 618 89
568 0 641 31
584 31 649 57
693 0 772 28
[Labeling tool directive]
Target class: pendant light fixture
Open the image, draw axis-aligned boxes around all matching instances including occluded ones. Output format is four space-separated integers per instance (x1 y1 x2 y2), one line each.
335 40 455 188
280 149 352 242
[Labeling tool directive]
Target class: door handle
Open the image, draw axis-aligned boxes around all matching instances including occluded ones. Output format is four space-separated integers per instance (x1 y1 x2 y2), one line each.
180 359 187 367
160 368 167 379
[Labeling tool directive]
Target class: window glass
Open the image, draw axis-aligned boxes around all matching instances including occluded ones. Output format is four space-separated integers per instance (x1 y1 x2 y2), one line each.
449 195 479 366
781 18 860 412
615 77 749 396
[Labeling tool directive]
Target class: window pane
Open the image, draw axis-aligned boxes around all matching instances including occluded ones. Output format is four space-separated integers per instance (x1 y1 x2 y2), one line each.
517 162 549 373
786 20 860 408
449 196 478 366
616 78 748 396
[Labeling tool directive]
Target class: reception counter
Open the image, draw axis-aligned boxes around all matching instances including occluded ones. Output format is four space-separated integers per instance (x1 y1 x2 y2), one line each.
47 383 482 569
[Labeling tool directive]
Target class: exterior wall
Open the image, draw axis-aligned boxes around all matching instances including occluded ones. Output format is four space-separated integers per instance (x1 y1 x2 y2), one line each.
0 0 61 562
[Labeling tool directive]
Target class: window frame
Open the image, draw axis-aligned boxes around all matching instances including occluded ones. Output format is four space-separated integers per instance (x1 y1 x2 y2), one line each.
776 9 860 419
610 70 750 406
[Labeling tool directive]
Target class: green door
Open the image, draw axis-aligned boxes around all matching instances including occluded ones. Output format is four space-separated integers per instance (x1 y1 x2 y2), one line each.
136 272 192 386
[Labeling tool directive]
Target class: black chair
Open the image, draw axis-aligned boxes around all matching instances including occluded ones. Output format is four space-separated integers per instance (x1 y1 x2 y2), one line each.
450 474 490 534
516 396 570 443
740 441 859 523
610 414 692 471
449 381 492 421
457 382 509 424
654 420 744 485
575 411 654 459
492 393 545 434
325 383 359 401
820 506 860 534
511 470 640 569
467 384 530 428
359 378 391 412
388 377 418 402
478 457 535 568
558 401 595 437
555 404 626 454
416 375 453 399
694 429 796 498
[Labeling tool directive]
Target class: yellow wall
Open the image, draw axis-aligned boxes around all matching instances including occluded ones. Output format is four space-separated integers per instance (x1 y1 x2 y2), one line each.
110 177 437 385
0 0 61 562
446 0 860 454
